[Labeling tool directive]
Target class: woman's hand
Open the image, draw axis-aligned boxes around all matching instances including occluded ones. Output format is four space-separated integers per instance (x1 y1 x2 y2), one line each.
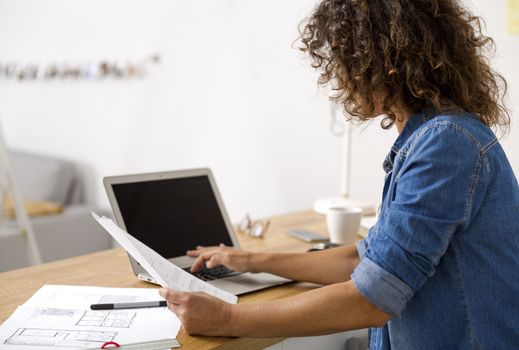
159 288 234 336
187 244 254 273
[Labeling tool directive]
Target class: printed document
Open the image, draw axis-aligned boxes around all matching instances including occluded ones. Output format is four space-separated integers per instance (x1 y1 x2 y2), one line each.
0 285 180 350
92 212 238 304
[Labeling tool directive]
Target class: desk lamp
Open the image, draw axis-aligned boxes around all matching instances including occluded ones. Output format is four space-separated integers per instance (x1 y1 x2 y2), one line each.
313 101 376 215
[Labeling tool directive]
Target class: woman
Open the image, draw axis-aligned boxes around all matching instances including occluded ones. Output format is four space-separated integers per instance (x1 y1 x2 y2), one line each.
160 0 519 348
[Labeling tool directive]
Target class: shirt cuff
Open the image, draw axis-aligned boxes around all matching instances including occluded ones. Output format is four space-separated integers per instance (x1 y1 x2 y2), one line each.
351 257 414 316
356 239 367 259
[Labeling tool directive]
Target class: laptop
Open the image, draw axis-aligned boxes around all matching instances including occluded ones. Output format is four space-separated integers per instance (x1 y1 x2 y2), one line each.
103 168 291 296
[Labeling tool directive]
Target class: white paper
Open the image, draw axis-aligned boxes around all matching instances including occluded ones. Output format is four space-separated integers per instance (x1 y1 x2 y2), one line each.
0 285 180 350
92 212 238 304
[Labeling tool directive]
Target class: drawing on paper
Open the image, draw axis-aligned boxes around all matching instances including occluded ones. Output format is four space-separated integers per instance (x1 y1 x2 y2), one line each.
77 310 136 328
44 291 138 307
30 308 76 321
27 308 83 325
4 328 117 347
98 295 137 304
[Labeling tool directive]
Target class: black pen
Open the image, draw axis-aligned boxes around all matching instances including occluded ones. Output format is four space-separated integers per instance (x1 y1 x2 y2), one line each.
90 300 167 310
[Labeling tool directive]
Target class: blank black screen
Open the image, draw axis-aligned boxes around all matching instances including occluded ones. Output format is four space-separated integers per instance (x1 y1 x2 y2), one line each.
112 176 233 258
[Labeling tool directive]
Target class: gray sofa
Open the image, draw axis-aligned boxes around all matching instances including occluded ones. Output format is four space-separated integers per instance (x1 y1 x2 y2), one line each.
0 150 113 272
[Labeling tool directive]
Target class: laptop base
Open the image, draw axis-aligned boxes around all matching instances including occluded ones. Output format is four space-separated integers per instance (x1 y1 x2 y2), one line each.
138 271 291 296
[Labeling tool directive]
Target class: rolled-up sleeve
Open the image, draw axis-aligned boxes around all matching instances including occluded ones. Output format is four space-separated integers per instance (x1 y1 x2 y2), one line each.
356 239 367 259
351 124 487 316
352 256 414 315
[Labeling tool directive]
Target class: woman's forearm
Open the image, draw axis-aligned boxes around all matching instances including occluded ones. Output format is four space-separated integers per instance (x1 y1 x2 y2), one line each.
248 244 360 285
228 280 390 337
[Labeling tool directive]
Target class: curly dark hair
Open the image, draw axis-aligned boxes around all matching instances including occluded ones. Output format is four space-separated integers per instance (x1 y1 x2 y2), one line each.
299 0 510 130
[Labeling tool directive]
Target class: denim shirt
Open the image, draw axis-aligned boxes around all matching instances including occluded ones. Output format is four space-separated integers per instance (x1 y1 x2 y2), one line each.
351 110 519 349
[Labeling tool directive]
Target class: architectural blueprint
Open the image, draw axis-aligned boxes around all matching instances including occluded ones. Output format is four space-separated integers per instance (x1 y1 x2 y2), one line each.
0 285 181 350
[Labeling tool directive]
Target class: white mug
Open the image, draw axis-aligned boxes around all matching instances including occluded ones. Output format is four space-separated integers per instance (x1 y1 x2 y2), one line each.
326 206 362 244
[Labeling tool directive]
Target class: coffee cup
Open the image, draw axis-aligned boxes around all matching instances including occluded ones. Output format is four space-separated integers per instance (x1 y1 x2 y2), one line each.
326 206 362 244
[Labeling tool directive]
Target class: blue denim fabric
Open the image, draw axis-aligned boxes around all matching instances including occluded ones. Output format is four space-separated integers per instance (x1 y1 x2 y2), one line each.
351 110 519 349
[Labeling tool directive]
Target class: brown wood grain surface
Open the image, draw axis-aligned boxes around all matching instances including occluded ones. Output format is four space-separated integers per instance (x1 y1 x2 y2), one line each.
0 210 366 350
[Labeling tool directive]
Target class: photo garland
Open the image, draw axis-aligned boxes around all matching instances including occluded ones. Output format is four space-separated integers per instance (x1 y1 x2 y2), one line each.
0 54 160 81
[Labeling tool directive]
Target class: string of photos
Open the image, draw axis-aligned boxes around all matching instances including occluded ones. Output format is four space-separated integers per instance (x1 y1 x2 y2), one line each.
0 54 160 81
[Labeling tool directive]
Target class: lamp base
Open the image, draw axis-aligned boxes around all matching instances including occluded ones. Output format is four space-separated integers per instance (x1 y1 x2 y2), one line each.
313 196 376 216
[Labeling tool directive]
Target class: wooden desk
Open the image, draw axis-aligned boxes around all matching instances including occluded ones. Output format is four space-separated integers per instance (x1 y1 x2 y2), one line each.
0 210 365 350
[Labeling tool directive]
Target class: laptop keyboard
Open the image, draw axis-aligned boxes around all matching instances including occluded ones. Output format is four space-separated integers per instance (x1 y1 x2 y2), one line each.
187 265 241 281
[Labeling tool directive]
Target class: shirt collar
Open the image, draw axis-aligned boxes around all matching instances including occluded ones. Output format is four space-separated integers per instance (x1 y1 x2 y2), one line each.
382 109 436 173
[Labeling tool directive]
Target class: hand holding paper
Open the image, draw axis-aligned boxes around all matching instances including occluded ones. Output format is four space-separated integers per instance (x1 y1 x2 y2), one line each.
92 212 238 304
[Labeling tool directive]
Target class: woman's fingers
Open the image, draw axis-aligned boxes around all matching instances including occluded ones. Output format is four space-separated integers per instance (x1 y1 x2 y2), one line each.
206 254 224 269
190 254 207 272
186 245 249 273
186 245 221 257
186 246 206 257
191 251 220 272
159 289 232 336
159 288 183 305
188 246 227 272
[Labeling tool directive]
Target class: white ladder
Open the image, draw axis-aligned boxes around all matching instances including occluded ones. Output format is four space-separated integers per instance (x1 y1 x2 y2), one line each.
0 120 42 265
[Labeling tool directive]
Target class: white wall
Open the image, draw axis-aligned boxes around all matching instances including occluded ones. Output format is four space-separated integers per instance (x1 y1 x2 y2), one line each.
0 0 516 222
468 0 519 169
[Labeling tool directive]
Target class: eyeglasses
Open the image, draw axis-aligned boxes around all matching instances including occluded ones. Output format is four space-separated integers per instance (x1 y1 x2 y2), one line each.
237 213 270 238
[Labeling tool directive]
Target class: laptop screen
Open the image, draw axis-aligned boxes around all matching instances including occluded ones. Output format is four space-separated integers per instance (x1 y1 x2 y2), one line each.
111 175 233 259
